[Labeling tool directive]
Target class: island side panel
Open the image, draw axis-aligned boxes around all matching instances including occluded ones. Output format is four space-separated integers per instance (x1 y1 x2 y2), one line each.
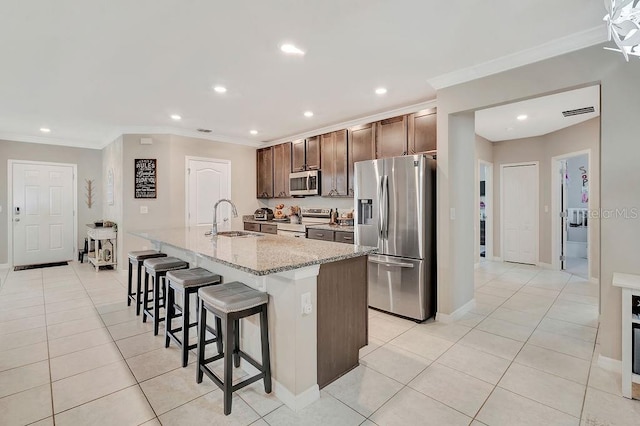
317 255 368 389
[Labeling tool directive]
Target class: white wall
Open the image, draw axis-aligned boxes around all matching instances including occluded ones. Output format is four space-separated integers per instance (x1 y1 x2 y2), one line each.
437 43 637 362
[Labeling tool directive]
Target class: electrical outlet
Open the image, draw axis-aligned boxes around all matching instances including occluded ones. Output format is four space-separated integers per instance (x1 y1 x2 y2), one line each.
140 206 148 214
301 292 312 315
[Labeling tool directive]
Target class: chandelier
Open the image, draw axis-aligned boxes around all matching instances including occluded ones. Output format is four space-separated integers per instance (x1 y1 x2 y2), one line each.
604 0 640 60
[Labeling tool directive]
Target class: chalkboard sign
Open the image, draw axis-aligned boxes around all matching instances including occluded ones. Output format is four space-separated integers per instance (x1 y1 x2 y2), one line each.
134 159 157 199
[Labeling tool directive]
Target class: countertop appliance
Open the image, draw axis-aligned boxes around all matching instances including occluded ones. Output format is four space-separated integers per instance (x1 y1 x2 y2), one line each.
277 207 331 238
253 208 274 221
289 170 320 196
354 154 436 321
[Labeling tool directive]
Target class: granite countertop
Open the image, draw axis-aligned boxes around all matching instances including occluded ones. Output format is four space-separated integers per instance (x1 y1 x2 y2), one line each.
306 224 355 233
131 227 376 276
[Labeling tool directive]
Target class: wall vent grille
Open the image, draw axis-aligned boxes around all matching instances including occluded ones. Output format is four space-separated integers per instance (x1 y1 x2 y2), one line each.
196 128 212 133
562 106 595 117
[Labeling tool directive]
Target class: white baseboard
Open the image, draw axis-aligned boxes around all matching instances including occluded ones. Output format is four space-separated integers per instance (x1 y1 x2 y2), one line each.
436 298 476 324
538 262 554 270
597 354 622 373
273 380 320 412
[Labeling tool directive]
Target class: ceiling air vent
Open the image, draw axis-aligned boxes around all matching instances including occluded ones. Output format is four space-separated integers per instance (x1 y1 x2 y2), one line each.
196 128 212 133
562 106 595 117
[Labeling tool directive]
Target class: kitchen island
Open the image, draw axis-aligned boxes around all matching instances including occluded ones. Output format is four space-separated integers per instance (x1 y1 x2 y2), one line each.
131 227 376 411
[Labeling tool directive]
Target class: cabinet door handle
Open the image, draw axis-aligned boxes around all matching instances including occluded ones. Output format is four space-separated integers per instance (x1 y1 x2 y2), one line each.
317 233 324 237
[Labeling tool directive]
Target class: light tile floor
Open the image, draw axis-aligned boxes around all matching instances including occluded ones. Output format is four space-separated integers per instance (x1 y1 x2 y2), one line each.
1 261 639 425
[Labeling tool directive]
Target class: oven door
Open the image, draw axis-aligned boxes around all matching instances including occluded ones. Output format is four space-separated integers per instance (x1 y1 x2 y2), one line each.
277 229 306 238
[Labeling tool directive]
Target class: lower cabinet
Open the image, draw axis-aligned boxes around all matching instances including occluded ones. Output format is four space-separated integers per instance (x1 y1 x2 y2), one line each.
243 222 277 234
307 228 354 244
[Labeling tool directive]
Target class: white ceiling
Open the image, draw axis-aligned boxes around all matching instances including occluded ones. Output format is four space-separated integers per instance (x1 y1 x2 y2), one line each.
0 1 607 149
475 85 601 142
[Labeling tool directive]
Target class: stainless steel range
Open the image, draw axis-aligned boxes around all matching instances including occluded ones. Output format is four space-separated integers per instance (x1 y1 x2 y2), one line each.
276 208 331 238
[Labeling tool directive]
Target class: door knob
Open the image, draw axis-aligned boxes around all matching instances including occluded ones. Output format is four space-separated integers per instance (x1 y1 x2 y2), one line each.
14 218 20 222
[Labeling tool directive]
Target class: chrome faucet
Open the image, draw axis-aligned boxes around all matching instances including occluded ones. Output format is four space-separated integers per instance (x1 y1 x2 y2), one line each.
209 199 238 236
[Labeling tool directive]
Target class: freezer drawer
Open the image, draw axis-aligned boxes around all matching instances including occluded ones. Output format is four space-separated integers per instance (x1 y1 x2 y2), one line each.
367 254 432 321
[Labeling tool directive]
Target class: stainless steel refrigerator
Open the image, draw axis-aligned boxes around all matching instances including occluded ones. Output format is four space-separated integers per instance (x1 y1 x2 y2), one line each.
354 154 436 321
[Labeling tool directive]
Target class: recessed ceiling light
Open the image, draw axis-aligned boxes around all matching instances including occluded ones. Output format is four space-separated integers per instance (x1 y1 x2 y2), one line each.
250 130 258 135
517 114 528 121
40 128 51 133
213 86 227 93
170 114 182 121
280 43 305 55
303 111 314 118
375 87 387 95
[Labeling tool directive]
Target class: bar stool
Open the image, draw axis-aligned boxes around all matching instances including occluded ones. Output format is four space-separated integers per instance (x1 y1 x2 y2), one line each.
165 268 222 367
142 257 189 335
196 281 271 416
127 250 167 315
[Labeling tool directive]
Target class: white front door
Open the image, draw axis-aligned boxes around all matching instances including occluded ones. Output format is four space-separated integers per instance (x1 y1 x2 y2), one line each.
502 164 537 264
186 158 231 229
12 162 75 266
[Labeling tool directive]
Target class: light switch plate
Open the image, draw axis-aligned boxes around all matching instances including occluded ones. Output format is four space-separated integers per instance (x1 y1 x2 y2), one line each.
140 206 148 214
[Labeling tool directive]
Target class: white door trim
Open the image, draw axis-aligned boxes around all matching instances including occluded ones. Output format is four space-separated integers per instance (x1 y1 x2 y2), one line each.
478 160 494 261
500 161 539 265
551 149 592 280
184 156 232 228
7 159 78 268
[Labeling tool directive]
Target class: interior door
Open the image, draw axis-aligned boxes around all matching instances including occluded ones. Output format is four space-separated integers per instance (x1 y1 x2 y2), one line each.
12 162 75 266
187 159 231 230
502 164 537 264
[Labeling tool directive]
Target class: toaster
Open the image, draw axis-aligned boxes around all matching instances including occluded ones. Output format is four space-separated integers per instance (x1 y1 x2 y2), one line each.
253 208 274 221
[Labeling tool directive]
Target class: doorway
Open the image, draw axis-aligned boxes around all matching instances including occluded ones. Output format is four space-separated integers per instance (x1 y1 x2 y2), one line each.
9 160 77 267
185 157 231 229
500 162 539 265
478 161 493 261
552 151 590 279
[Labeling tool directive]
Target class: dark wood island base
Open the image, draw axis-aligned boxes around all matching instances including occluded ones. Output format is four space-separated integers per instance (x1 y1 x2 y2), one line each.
317 255 368 388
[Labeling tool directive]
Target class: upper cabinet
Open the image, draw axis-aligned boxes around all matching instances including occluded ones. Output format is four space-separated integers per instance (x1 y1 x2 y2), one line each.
347 123 376 196
292 139 306 172
256 147 274 198
273 142 292 198
292 137 321 172
320 130 348 196
376 115 408 158
408 108 437 154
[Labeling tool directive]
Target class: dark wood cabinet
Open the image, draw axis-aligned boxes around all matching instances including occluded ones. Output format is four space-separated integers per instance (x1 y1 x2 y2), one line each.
334 231 354 244
306 136 321 170
292 139 306 172
307 228 354 244
256 147 273 198
273 142 292 198
347 123 376 196
244 222 261 232
291 137 320 171
243 222 277 234
376 115 408 158
408 108 437 154
320 130 348 196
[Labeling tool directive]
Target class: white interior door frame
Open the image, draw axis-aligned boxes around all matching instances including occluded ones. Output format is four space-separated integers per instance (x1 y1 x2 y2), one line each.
500 161 539 265
7 159 78 268
184 156 232 227
551 149 591 279
479 160 494 261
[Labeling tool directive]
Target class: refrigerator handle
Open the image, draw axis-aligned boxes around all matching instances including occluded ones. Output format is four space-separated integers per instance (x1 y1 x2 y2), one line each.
378 176 384 239
382 175 389 239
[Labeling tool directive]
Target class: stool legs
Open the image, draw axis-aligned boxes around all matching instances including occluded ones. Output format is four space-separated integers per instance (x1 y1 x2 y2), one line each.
142 270 150 323
181 293 190 367
135 262 144 315
152 274 163 336
233 320 240 368
196 300 206 384
164 285 175 349
260 306 272 393
127 260 134 306
223 317 234 415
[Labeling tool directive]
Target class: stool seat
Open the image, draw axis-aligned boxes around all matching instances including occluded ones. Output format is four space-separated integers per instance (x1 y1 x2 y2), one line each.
127 250 166 314
144 256 189 272
129 250 166 261
167 268 222 288
199 281 268 314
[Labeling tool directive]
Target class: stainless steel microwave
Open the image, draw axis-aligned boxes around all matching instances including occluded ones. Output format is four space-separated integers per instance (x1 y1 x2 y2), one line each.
289 170 320 196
